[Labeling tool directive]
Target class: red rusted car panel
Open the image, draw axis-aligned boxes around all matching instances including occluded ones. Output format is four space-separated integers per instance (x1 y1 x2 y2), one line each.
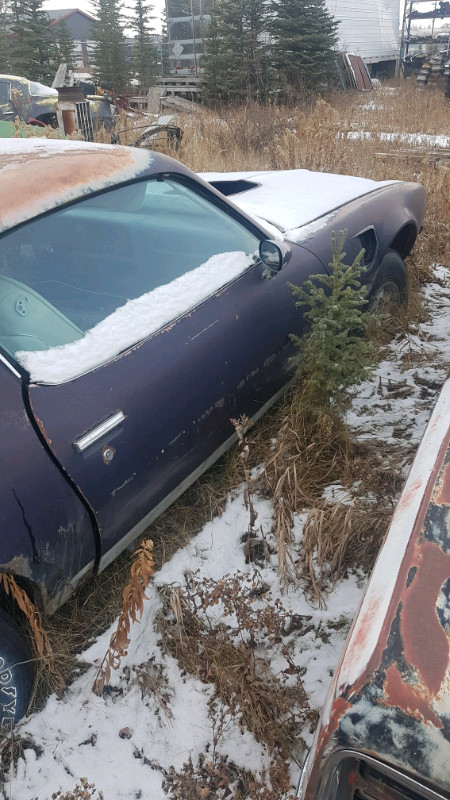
298 374 450 799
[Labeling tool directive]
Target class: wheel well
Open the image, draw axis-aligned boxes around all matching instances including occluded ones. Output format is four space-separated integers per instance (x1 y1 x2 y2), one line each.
0 574 43 616
389 223 417 259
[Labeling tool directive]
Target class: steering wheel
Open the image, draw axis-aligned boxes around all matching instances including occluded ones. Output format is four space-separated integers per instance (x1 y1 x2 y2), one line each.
0 275 83 354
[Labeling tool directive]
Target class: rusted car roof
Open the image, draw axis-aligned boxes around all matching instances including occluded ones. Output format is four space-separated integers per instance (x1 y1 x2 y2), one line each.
302 374 450 797
0 139 154 235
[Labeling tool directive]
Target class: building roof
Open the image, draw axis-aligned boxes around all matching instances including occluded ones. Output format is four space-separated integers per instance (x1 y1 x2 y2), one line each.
47 8 96 25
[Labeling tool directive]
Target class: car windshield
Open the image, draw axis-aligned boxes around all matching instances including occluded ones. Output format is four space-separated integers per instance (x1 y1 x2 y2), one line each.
0 176 261 378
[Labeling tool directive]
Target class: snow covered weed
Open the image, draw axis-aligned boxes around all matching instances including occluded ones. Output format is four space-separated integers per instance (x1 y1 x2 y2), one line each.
157 570 313 786
50 778 104 799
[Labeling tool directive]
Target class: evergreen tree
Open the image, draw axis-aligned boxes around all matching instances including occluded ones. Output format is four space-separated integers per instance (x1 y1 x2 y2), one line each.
268 0 339 100
0 0 10 72
290 231 376 414
91 0 129 94
53 17 75 71
130 0 157 91
9 0 57 84
159 8 170 77
202 0 269 105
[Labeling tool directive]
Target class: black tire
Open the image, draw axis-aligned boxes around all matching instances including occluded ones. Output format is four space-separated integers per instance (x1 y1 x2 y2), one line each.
369 249 407 312
0 608 34 728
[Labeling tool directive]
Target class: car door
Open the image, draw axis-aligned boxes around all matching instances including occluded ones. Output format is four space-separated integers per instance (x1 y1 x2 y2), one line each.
2 175 322 565
0 80 14 121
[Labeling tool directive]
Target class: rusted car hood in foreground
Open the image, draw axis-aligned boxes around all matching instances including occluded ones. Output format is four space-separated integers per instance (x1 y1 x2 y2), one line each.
303 374 450 796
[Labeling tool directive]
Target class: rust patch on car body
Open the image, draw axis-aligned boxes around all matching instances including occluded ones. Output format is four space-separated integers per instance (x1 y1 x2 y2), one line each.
383 664 443 728
300 378 450 799
401 538 449 695
0 139 152 235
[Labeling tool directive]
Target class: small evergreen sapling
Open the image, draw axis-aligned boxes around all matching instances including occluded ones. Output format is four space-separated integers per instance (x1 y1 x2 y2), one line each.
290 230 376 414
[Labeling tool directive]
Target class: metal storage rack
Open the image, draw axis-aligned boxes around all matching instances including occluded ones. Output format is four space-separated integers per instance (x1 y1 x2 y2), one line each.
400 0 450 60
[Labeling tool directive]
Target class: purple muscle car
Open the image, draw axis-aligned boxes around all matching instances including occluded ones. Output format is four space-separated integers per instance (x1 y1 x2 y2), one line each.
0 139 426 727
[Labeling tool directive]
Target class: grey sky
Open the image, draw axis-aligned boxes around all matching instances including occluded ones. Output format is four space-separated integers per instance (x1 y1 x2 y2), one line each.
43 0 167 31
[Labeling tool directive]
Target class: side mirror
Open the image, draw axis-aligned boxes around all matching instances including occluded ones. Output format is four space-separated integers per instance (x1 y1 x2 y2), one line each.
259 240 290 273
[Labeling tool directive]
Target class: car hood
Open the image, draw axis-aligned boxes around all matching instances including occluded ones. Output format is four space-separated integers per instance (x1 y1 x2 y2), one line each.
201 169 397 235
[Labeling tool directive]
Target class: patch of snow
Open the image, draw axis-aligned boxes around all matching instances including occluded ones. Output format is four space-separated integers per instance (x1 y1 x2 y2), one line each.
17 251 255 384
344 131 450 148
346 265 450 450
11 489 363 799
321 484 353 505
360 101 384 111
285 212 337 244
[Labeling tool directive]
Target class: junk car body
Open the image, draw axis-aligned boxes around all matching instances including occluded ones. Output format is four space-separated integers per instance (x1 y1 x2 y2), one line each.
0 75 58 126
297 374 450 800
0 139 426 726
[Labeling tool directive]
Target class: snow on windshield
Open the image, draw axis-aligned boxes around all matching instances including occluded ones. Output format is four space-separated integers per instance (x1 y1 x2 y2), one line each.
17 251 255 385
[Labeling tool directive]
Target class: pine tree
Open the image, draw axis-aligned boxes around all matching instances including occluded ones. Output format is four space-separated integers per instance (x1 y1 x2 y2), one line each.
201 5 226 103
290 231 376 414
159 8 170 77
202 0 269 105
0 0 10 72
130 0 157 91
91 0 129 94
53 17 75 71
9 0 57 84
268 0 339 100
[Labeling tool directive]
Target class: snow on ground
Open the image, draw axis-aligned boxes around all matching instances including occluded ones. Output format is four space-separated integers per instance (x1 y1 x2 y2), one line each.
346 264 450 458
345 131 450 149
7 496 363 800
4 265 450 799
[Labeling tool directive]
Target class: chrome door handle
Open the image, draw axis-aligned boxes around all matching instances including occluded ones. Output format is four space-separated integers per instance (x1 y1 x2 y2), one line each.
73 410 125 453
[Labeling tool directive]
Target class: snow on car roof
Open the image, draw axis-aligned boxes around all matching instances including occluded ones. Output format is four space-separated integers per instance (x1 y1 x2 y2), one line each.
0 139 153 234
201 169 397 232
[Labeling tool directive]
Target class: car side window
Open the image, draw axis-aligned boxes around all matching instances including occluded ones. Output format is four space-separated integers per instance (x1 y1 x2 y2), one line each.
0 82 9 104
0 176 261 381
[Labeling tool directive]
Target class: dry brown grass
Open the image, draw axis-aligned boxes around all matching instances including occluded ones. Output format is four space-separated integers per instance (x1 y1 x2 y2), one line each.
301 499 391 606
92 539 154 694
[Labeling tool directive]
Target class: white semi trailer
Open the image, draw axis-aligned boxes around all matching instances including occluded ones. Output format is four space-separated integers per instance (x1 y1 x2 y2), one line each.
326 0 400 72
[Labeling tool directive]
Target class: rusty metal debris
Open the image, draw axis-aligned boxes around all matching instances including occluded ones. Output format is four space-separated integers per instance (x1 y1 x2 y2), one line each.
111 122 183 151
336 53 373 91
